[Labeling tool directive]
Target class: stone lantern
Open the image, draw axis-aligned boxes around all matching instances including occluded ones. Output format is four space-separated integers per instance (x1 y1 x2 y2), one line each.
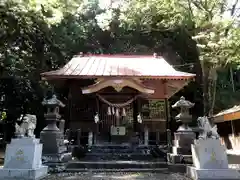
167 96 196 164
172 96 195 131
40 94 70 172
41 94 65 131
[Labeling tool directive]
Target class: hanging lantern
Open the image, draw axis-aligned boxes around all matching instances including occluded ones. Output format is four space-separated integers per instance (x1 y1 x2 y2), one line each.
122 108 126 117
112 107 115 115
94 113 99 123
107 106 111 115
137 114 142 124
116 108 120 117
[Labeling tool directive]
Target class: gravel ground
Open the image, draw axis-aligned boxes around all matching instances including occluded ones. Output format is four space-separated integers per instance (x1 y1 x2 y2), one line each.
43 172 191 180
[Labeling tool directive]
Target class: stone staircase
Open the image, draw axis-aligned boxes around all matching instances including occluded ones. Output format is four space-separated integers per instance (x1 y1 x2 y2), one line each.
65 144 168 172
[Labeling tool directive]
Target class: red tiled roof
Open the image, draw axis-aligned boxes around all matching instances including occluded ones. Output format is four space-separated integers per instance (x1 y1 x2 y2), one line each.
41 54 195 79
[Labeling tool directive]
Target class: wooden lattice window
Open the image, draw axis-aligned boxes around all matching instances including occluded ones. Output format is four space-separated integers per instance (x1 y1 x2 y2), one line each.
142 100 166 119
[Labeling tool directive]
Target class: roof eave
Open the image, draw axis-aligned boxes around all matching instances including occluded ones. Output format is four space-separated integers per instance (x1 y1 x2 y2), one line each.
41 74 195 80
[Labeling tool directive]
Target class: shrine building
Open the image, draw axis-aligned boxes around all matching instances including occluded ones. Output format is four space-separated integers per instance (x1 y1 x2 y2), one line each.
41 53 195 145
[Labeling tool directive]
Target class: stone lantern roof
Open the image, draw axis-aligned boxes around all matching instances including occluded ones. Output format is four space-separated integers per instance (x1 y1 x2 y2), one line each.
42 94 65 108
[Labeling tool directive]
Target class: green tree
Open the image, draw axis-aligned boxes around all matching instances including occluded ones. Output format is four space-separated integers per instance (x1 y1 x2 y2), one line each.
2 0 240 140
118 0 240 115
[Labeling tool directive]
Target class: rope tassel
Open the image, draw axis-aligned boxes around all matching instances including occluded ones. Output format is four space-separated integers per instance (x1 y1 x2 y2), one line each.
107 106 111 115
122 108 126 116
94 113 99 123
112 107 115 115
137 114 142 123
116 108 120 117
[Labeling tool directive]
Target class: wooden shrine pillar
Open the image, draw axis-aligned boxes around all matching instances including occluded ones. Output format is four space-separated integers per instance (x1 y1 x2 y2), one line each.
165 98 171 148
95 95 100 144
133 98 141 132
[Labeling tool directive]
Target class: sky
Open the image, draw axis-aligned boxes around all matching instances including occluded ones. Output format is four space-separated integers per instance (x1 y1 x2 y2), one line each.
224 0 240 18
98 0 240 19
99 0 124 9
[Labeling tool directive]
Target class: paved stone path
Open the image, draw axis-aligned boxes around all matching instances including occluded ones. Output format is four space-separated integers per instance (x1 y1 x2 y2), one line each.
44 172 191 180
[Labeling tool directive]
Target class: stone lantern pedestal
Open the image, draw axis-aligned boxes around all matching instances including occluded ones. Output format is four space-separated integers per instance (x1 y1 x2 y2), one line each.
40 95 71 172
168 131 196 163
167 96 196 164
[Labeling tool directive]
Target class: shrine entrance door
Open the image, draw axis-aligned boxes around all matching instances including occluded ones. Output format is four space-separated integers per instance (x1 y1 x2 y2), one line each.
96 94 137 145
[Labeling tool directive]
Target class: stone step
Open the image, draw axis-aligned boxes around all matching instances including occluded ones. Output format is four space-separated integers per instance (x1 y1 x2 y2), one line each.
89 145 163 154
89 150 151 155
167 153 192 164
82 154 163 161
172 140 192 147
90 146 148 151
65 168 168 172
89 149 150 154
84 145 167 161
90 144 149 150
172 147 192 155
65 160 168 170
168 163 189 173
91 144 164 147
84 153 155 158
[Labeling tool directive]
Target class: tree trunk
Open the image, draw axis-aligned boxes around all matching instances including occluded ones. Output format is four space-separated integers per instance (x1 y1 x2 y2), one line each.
201 60 210 115
208 67 218 117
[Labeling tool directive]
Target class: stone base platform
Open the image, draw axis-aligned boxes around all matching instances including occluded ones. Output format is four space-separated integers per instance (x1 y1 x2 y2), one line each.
0 165 48 180
167 153 192 164
42 153 72 173
168 131 195 165
186 166 240 180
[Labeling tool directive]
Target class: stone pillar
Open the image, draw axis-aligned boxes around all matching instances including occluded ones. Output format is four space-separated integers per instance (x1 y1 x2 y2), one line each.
88 131 93 147
40 94 71 172
144 127 149 146
167 96 196 164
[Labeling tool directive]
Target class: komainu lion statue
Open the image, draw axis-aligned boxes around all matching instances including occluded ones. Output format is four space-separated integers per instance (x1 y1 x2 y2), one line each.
15 114 37 138
197 116 219 140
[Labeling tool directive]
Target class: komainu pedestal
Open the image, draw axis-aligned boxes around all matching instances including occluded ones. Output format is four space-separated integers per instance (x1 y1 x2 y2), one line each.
187 139 240 179
0 138 48 180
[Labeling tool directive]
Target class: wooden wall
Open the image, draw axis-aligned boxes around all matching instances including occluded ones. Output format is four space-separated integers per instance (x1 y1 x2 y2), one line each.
67 79 97 131
64 79 168 135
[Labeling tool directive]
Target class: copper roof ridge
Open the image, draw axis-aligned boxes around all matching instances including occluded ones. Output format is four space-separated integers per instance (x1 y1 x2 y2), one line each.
73 54 163 58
